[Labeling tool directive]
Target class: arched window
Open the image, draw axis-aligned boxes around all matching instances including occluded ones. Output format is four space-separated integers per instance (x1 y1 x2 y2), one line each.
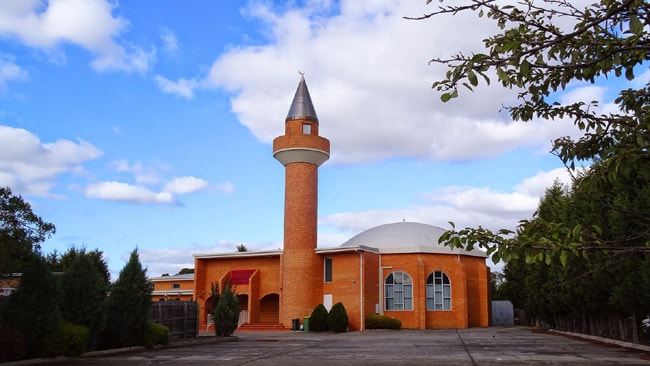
426 271 451 311
385 271 413 311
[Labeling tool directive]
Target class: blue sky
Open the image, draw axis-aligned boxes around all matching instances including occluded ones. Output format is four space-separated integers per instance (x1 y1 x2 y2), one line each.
1 0 637 279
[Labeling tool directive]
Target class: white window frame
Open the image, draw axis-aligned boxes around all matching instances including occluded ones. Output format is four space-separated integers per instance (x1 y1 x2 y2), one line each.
426 271 451 311
384 271 413 311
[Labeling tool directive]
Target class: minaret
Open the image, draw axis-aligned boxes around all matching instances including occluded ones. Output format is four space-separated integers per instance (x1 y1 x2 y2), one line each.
273 76 330 326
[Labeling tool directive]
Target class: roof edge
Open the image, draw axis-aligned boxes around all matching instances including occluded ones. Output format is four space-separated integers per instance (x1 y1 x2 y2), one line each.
316 245 380 255
194 249 283 259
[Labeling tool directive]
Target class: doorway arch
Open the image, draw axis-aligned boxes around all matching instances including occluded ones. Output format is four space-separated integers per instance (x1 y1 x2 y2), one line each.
259 293 279 323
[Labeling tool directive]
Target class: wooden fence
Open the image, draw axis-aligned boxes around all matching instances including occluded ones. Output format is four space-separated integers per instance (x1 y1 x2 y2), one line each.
150 301 199 339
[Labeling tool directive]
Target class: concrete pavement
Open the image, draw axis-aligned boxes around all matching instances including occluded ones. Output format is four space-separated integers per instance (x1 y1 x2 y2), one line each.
33 327 650 365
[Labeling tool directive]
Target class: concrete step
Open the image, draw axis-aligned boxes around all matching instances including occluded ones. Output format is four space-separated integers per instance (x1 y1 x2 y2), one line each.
238 323 287 332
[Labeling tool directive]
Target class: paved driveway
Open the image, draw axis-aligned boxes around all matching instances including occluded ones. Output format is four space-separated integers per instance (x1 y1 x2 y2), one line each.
50 327 650 365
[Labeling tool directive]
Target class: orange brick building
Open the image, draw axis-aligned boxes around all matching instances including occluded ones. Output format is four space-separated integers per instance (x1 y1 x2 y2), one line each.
192 76 490 331
150 273 194 301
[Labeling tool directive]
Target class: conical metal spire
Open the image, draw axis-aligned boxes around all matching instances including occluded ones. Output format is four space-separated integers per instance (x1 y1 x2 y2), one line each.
286 75 318 122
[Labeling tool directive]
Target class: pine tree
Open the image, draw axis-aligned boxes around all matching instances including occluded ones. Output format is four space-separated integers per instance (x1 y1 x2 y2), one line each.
1 253 61 359
60 253 108 348
103 249 151 347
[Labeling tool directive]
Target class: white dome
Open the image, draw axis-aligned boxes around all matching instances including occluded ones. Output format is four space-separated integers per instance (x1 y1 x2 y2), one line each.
340 222 486 257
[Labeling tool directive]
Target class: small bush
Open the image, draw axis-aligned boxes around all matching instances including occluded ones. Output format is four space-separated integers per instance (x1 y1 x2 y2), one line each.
327 302 349 333
41 322 89 357
309 304 329 332
365 314 402 330
143 322 169 347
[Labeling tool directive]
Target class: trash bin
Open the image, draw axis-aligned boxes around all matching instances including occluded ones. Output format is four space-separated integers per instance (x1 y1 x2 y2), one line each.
291 318 300 331
303 316 310 332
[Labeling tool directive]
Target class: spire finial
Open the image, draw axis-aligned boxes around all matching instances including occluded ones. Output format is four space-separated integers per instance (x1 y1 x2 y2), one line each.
286 73 318 122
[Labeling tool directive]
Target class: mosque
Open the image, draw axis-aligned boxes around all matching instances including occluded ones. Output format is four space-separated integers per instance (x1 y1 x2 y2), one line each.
162 77 490 331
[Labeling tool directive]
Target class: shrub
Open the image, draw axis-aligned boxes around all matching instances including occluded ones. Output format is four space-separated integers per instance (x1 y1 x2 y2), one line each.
41 322 89 357
213 286 240 337
148 322 170 346
309 304 329 332
365 314 402 330
327 302 349 333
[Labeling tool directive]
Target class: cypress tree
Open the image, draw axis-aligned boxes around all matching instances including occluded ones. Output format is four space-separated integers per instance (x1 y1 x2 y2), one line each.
213 285 239 337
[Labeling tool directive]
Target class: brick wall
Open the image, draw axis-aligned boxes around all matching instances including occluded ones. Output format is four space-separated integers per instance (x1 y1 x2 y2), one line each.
379 253 487 329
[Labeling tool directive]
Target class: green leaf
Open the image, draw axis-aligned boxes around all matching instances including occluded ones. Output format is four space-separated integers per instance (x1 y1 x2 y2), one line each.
496 68 509 83
520 60 530 76
441 93 452 103
630 14 643 35
468 70 478 86
491 252 500 264
559 250 568 267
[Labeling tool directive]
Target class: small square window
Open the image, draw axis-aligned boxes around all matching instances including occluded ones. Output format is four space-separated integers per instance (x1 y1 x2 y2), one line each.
302 123 312 134
324 258 332 282
172 283 180 289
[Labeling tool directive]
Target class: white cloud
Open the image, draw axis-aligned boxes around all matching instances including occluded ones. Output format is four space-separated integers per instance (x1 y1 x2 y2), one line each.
163 176 209 195
160 27 179 54
194 0 598 164
0 125 102 197
154 75 198 99
91 162 216 205
0 57 28 88
110 159 163 185
214 181 236 195
85 181 176 204
0 0 154 73
514 167 573 196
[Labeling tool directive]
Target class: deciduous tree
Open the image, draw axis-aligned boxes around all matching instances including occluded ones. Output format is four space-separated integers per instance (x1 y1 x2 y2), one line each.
414 0 649 263
0 187 55 274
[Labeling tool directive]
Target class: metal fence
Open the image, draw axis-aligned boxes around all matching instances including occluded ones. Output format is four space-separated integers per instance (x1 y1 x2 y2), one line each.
150 301 199 339
491 300 515 326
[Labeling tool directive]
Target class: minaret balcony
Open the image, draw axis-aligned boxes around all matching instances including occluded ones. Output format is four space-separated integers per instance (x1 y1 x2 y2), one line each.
272 134 330 166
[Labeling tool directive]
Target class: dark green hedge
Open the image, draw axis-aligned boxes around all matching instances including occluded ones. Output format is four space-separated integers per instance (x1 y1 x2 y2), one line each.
365 314 402 330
